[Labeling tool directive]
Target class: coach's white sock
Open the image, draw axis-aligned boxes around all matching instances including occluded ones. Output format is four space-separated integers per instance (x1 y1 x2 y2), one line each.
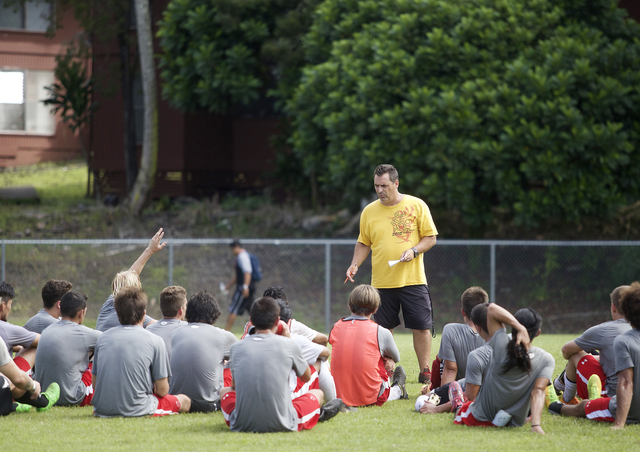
388 385 402 401
318 360 337 402
563 377 577 403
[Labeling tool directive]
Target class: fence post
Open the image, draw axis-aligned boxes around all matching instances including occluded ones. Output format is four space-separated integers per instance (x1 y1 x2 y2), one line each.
325 243 331 334
1 241 4 282
490 242 496 304
168 241 174 286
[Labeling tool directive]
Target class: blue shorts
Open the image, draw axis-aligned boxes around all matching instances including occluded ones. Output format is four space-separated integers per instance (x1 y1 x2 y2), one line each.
374 284 433 330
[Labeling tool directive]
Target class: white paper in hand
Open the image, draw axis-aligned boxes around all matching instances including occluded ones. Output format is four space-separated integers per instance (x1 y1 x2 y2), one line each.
388 259 402 267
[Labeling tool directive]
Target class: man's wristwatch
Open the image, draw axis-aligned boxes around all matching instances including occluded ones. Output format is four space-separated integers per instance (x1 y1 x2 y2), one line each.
411 247 419 258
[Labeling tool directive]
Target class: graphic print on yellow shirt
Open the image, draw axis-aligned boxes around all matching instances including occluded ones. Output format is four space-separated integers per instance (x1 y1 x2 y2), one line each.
358 195 438 289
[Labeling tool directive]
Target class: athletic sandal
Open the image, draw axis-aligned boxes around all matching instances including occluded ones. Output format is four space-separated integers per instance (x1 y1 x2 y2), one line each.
14 403 31 413
553 368 566 393
36 382 60 412
319 398 346 423
418 367 431 385
448 380 467 413
392 366 408 399
587 374 602 400
545 385 559 408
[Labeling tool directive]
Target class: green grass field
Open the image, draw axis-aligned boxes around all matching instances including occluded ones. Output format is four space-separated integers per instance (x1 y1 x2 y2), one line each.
2 333 639 451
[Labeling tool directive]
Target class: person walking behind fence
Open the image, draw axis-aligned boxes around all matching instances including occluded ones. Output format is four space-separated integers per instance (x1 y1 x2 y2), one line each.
224 239 260 331
345 164 438 384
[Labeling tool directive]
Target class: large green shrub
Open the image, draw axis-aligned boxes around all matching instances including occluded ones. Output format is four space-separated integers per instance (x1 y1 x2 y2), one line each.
157 0 321 112
287 0 640 227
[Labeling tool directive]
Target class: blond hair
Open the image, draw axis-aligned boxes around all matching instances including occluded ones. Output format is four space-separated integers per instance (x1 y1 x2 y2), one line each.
111 270 141 297
348 284 380 316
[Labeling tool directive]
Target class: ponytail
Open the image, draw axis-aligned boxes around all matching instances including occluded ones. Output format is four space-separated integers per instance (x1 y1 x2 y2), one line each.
502 308 542 373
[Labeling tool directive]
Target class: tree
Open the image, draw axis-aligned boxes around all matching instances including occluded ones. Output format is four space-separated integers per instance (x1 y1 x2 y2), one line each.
157 0 321 113
286 0 640 227
126 0 158 215
43 43 99 198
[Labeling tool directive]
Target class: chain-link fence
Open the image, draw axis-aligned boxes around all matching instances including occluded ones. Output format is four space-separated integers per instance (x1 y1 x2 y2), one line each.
2 239 639 334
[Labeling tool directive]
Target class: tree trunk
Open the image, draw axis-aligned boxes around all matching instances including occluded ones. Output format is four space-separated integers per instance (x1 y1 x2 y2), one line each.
127 0 158 215
118 24 138 193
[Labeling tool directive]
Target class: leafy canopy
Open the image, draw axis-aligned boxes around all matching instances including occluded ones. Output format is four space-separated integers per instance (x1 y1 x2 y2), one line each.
287 0 640 227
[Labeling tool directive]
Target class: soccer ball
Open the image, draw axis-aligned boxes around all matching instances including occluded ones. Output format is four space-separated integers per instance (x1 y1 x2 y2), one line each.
415 394 430 412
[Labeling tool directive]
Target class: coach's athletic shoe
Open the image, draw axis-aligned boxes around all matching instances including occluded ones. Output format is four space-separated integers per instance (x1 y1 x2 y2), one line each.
418 366 431 386
545 385 559 408
319 398 345 423
14 403 31 413
448 380 467 413
392 366 408 399
587 374 602 400
553 369 566 393
36 382 60 412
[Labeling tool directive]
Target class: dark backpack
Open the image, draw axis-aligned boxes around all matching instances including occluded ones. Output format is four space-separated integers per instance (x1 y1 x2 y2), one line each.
249 253 262 282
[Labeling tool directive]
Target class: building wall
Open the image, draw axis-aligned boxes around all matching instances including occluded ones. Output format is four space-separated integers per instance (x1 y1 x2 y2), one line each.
0 6 84 168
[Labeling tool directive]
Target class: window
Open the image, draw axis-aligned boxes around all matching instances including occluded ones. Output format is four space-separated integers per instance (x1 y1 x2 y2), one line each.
0 0 52 32
0 70 55 135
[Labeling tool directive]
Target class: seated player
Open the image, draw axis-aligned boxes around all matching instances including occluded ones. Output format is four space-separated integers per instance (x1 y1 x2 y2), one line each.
548 282 640 428
34 290 101 406
419 303 492 413
170 291 237 413
221 297 341 432
430 286 487 390
329 284 408 407
0 282 40 375
552 285 631 404
147 286 188 360
96 229 165 332
23 280 72 333
92 287 191 417
262 286 329 345
1 336 59 415
453 303 555 434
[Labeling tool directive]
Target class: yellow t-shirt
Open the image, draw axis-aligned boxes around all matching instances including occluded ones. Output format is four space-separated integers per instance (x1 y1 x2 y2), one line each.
357 195 438 289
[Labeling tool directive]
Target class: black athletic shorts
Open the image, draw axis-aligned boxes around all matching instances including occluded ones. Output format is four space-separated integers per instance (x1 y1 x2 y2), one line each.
374 284 433 330
1 376 13 416
228 282 256 316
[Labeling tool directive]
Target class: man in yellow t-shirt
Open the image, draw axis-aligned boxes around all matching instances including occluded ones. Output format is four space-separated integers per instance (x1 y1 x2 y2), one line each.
346 164 438 385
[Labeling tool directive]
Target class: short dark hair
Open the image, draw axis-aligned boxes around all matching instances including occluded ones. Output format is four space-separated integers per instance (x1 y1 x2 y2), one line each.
250 297 280 330
114 287 147 325
159 286 187 317
60 290 87 318
611 285 631 311
185 291 221 325
230 238 241 248
374 164 398 182
619 282 640 330
470 303 489 334
0 281 15 303
263 286 287 302
275 298 292 323
41 280 73 309
461 286 489 319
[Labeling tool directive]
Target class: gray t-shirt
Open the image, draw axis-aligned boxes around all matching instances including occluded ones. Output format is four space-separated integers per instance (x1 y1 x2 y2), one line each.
146 318 187 360
23 309 59 334
0 337 11 367
439 323 485 381
574 318 632 396
464 343 493 387
92 325 171 417
608 329 640 423
34 320 101 406
228 333 309 432
343 315 400 362
0 320 38 353
170 323 237 403
95 295 155 332
470 328 555 427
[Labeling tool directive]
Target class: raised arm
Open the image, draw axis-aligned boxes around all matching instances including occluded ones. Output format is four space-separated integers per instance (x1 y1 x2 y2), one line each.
129 228 167 275
486 303 530 349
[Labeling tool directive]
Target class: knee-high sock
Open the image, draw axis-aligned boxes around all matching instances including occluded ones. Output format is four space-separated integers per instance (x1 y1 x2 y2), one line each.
563 376 577 403
318 360 336 402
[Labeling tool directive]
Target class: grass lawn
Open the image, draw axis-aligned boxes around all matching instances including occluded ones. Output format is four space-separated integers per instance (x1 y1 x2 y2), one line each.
1 333 639 451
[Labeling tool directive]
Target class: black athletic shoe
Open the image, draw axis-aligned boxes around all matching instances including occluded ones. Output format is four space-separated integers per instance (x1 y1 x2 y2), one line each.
319 398 345 422
392 366 408 399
